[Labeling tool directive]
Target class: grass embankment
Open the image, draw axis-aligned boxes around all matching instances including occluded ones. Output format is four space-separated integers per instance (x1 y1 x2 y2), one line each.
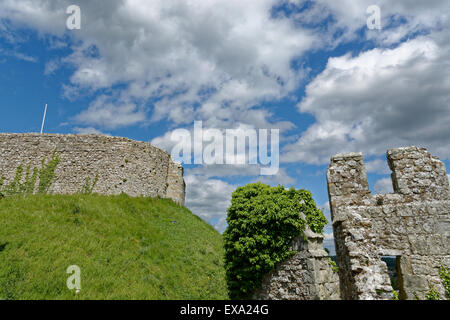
0 194 228 300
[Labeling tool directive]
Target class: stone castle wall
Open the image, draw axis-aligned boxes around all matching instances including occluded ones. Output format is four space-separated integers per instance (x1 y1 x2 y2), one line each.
0 133 185 205
327 147 449 300
253 228 340 300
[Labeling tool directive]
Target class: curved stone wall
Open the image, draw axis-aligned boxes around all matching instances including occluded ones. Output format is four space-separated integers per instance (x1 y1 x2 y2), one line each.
0 133 185 205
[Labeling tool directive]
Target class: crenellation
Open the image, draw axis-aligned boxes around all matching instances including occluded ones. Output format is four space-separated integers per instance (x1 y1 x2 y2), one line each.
327 146 450 300
387 146 449 201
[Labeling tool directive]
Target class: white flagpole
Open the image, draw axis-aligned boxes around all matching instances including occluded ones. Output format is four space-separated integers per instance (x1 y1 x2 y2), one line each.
40 103 48 134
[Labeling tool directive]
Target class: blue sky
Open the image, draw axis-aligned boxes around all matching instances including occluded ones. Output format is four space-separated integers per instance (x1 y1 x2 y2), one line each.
1 0 450 254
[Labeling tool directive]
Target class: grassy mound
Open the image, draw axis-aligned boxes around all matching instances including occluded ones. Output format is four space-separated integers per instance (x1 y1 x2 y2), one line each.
0 194 228 300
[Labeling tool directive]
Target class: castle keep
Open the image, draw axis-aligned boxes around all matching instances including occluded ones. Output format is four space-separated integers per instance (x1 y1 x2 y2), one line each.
327 147 449 300
0 133 185 205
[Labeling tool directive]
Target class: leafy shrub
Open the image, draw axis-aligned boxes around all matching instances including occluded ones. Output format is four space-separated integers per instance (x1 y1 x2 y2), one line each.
328 258 339 273
440 265 450 299
223 182 327 299
423 265 450 300
0 151 60 196
392 290 399 300
81 174 99 194
37 151 60 194
425 284 441 300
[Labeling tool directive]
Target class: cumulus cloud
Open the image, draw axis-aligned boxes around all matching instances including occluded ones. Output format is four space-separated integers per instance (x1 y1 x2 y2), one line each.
319 201 333 237
374 177 394 195
73 95 146 129
72 126 107 135
184 173 236 233
187 165 261 179
0 0 318 130
0 48 37 62
251 168 296 186
293 0 450 46
2 0 448 133
365 158 390 174
152 121 282 177
320 201 331 223
318 201 335 254
323 232 334 241
44 59 60 75
283 33 450 164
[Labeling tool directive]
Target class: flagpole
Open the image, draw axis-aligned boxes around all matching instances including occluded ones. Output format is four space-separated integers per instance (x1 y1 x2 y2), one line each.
40 103 48 134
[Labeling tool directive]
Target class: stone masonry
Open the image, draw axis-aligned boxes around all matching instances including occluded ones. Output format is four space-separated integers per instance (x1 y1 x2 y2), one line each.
327 147 449 300
0 133 185 205
253 228 340 300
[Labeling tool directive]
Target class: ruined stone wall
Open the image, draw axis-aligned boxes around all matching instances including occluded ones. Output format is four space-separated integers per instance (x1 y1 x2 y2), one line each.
165 161 186 206
327 147 450 300
253 229 340 300
0 133 185 205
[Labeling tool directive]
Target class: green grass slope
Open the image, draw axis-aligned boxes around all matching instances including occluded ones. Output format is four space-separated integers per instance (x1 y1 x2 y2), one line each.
0 194 228 300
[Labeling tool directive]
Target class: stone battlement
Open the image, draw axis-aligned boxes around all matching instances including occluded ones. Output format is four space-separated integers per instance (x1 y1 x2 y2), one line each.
327 147 449 300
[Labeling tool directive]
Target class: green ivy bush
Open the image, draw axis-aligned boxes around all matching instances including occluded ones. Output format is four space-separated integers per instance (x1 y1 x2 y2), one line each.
0 151 60 197
425 284 441 300
37 151 60 194
440 265 450 299
223 182 327 299
419 265 449 300
392 290 399 300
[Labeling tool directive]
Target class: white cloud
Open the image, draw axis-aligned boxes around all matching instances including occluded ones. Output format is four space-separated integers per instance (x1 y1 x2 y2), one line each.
2 0 448 132
152 121 282 176
73 95 146 129
187 165 261 179
0 0 318 130
323 232 334 241
374 177 394 195
44 59 60 75
365 158 390 174
295 0 450 46
0 0 67 37
151 130 179 154
320 201 331 222
318 201 335 255
283 33 450 164
184 174 236 233
72 127 107 135
251 168 296 186
2 0 448 142
0 48 37 62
